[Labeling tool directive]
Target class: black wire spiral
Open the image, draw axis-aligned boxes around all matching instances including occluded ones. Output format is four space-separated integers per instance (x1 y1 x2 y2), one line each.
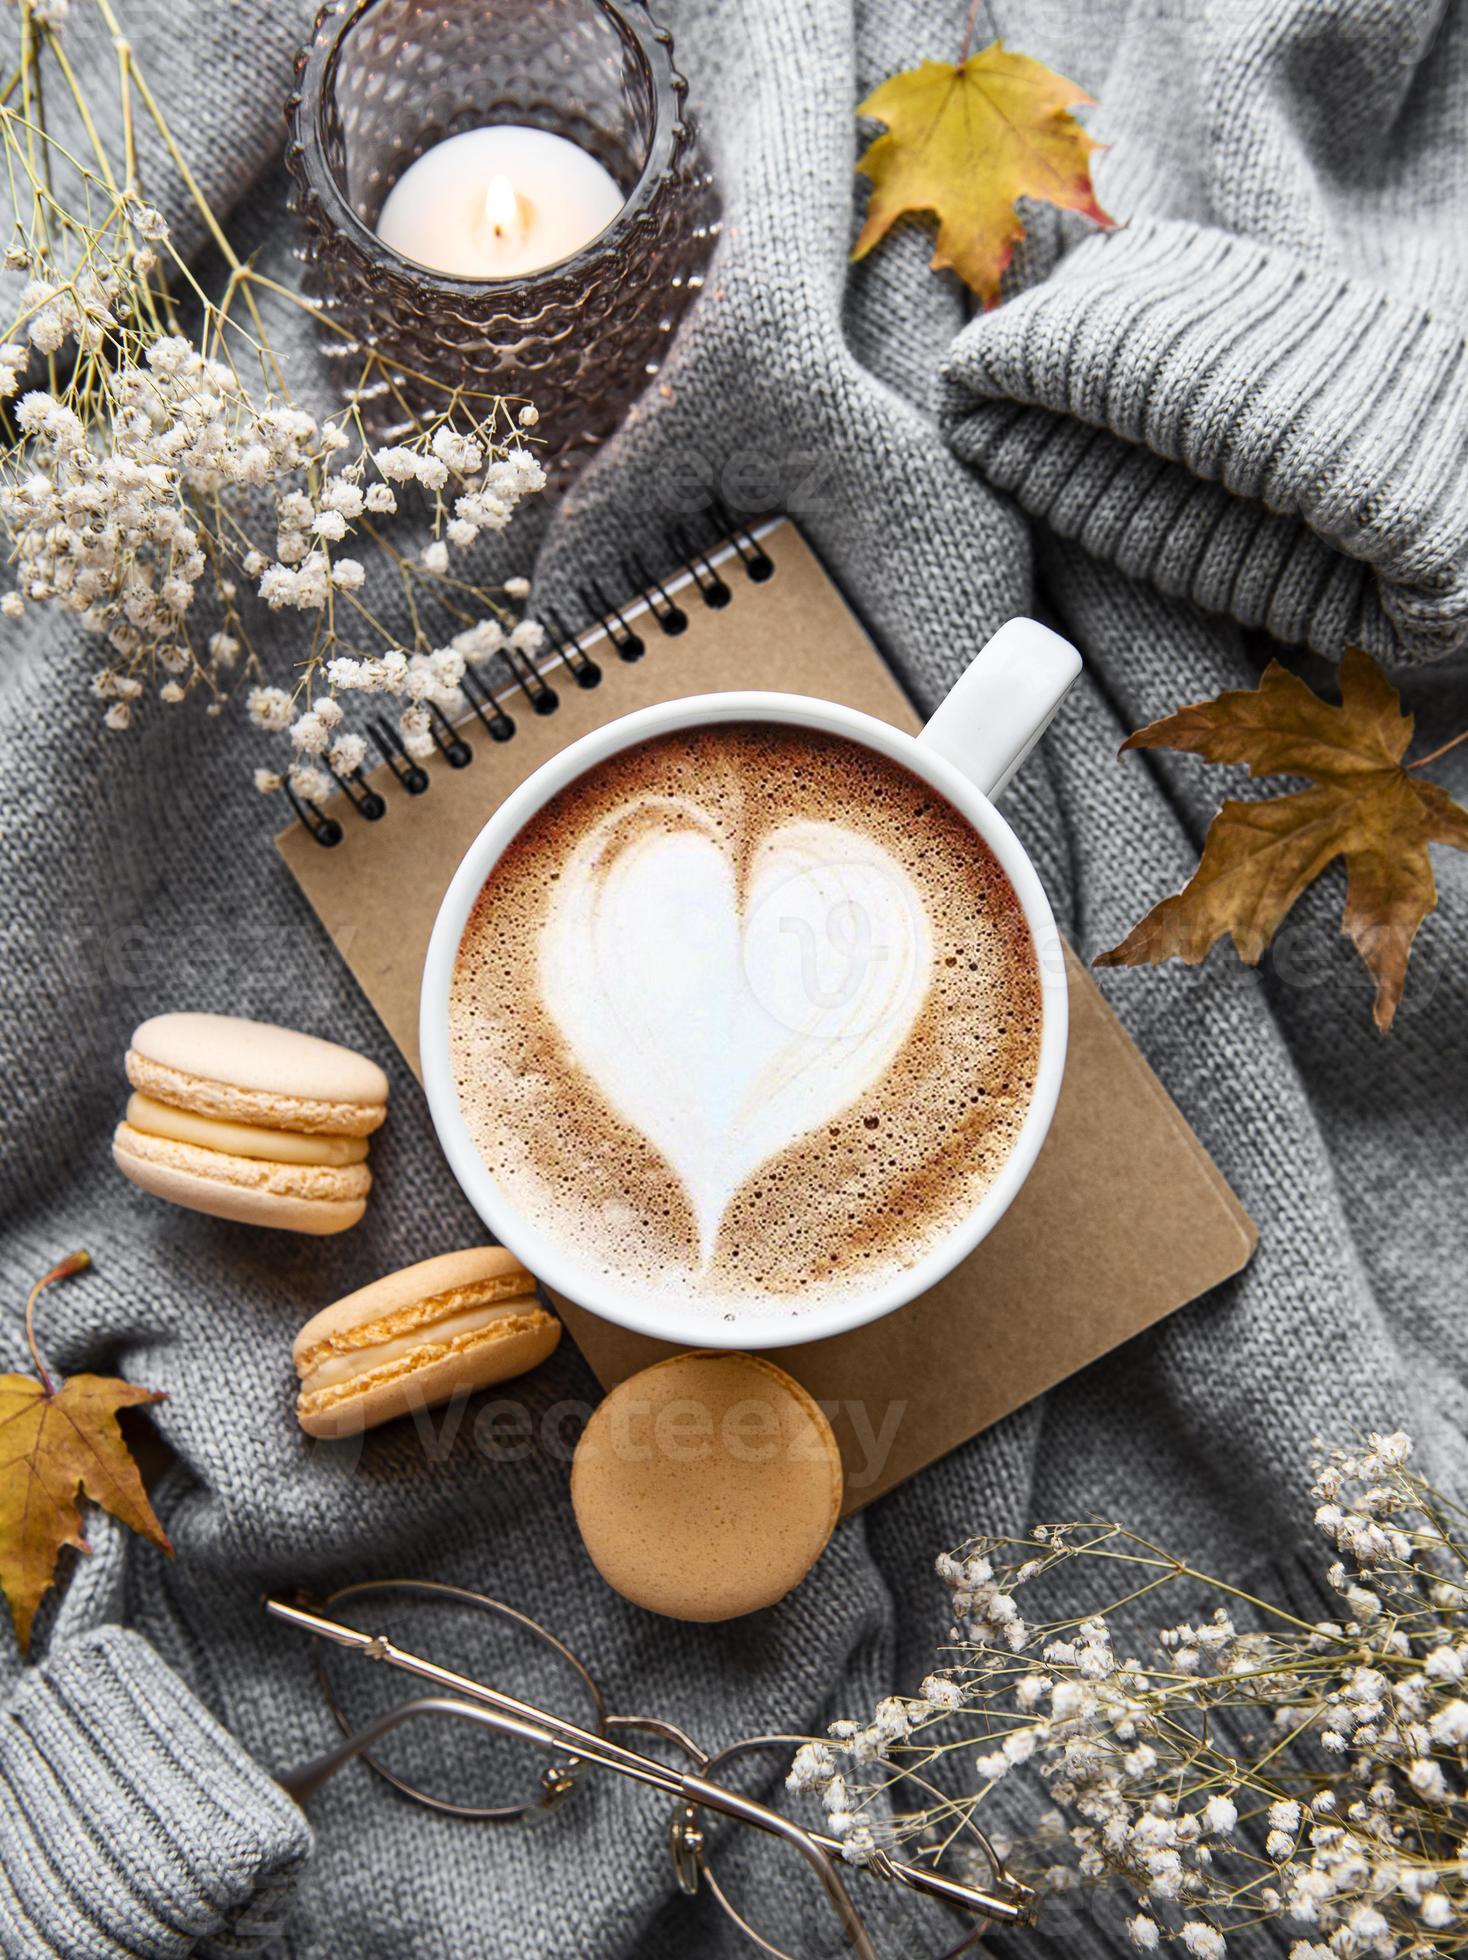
294 513 776 848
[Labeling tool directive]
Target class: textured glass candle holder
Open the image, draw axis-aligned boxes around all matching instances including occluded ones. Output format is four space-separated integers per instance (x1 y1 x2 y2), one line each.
286 0 717 477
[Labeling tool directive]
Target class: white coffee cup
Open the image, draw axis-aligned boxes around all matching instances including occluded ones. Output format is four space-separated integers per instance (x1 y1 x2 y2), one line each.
421 619 1081 1350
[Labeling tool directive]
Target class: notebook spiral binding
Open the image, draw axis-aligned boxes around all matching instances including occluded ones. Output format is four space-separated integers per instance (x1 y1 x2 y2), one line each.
293 506 776 848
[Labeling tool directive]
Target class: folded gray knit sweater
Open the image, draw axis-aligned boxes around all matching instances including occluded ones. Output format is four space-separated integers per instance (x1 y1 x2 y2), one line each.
2 2 1466 1956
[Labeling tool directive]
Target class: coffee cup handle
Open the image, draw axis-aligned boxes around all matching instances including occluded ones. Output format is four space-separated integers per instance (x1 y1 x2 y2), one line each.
916 618 1083 803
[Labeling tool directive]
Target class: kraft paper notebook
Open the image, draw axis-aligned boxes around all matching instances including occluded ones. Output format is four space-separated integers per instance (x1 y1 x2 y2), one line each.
278 517 1256 1512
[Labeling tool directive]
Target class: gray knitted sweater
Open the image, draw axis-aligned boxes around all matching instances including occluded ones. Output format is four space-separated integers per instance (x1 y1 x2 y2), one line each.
3 1 1467 1956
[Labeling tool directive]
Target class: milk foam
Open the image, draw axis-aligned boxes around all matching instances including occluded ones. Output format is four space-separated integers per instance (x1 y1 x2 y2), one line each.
449 724 1042 1319
538 802 932 1262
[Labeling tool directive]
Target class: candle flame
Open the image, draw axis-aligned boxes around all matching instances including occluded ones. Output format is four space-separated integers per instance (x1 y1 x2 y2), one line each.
482 173 525 241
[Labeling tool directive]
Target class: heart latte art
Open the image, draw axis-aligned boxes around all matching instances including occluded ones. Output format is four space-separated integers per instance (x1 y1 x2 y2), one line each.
449 725 1042 1318
541 806 932 1263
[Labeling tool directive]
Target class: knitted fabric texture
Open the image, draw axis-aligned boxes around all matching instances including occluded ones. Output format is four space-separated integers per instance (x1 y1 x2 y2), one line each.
0 1623 310 1957
1 1 1466 1956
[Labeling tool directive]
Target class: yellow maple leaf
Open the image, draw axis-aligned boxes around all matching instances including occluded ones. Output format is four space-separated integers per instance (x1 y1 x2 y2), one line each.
853 40 1111 306
1096 649 1468 1031
0 1253 171 1654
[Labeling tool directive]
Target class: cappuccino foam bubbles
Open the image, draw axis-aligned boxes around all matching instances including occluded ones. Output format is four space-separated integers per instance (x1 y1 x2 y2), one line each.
449 723 1043 1319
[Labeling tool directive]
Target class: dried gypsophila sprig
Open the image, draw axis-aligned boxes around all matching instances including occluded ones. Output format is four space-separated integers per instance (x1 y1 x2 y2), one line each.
239 411 547 793
791 1433 1468 1958
1 0 546 798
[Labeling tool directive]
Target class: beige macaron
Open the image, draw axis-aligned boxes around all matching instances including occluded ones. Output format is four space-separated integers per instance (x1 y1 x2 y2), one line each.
114 1012 389 1234
571 1351 844 1622
294 1246 561 1439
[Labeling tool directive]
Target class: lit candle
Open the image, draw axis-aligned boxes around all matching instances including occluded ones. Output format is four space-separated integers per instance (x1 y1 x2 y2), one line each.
375 125 624 279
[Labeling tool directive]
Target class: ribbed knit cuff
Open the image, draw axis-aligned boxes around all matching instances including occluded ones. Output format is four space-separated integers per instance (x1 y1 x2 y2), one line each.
941 217 1468 665
0 1626 311 1959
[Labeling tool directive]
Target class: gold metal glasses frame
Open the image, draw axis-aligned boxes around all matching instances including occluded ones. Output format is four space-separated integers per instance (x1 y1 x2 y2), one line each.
265 1580 1038 1960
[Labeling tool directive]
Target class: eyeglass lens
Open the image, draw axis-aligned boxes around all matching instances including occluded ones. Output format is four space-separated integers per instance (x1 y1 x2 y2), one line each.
694 1739 993 1960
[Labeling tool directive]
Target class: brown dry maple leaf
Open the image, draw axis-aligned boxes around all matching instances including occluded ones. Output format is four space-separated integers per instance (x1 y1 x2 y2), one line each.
0 1253 171 1654
853 39 1111 306
1096 648 1468 1032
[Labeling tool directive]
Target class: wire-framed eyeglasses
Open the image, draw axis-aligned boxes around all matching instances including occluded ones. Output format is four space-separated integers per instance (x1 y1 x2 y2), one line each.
266 1580 1038 1960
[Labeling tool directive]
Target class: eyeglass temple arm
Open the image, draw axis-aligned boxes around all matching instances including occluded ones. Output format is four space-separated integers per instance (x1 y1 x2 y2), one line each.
267 1593 670 1788
278 1694 562 1804
265 1596 1033 1935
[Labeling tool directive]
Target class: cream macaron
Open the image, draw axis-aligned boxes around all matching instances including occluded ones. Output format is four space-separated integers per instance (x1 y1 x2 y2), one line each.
114 1012 388 1234
294 1246 562 1439
571 1351 844 1622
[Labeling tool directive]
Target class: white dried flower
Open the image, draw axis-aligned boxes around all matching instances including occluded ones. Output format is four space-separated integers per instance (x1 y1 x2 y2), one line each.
258 565 299 609
1270 1795 1307 1840
287 763 331 803
278 489 315 531
1180 1925 1224 1959
431 424 483 473
452 617 505 664
399 703 434 759
1408 1758 1450 1804
1429 1699 1468 1745
428 646 465 692
247 686 294 732
505 447 545 492
328 732 367 776
786 1742 837 1793
1201 1795 1238 1839
319 478 365 519
372 445 421 483
326 649 408 693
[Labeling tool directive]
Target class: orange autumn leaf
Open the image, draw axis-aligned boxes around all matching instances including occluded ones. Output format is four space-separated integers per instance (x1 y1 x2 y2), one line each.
0 1254 171 1654
1096 649 1468 1032
853 40 1111 306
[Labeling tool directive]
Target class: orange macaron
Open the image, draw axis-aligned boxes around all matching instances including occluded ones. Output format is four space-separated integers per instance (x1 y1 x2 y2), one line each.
113 1012 388 1234
571 1351 844 1621
293 1247 561 1438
